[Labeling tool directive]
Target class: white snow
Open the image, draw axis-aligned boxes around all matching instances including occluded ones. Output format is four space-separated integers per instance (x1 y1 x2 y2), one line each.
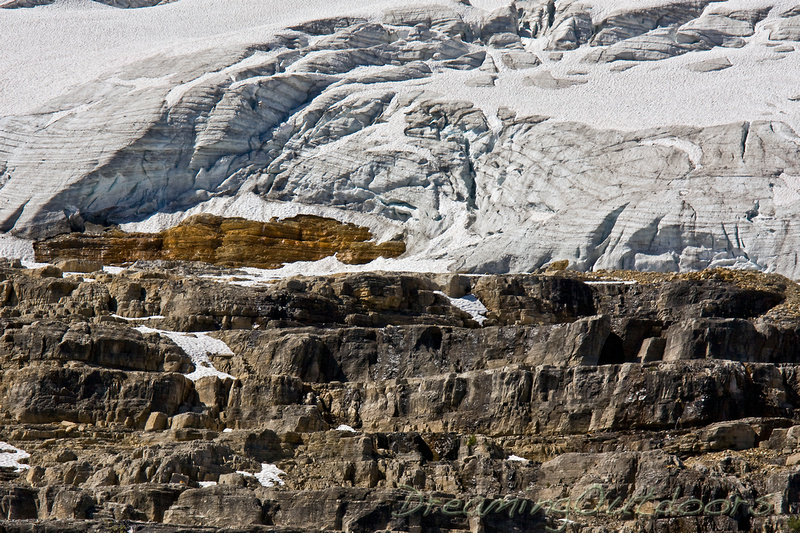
589 0 800 22
336 424 356 432
223 428 233 433
236 463 286 488
1 0 799 133
0 442 30 472
0 234 38 267
436 291 489 325
197 254 453 287
506 455 528 463
0 0 503 116
134 326 236 381
422 39 800 134
583 280 638 285
112 314 166 321
44 100 103 127
198 481 217 487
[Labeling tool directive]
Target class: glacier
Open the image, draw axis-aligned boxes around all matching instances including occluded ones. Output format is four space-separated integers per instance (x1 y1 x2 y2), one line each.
1 0 800 276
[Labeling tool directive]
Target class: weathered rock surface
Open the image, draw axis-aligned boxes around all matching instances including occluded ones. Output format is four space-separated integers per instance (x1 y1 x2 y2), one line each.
0 264 796 530
523 69 588 89
33 213 405 269
687 56 734 71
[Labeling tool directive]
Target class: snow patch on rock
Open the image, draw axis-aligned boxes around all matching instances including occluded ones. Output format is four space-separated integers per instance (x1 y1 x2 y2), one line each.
0 442 30 472
436 291 488 325
112 314 166 321
199 255 453 287
0 234 37 266
135 326 235 381
237 463 286 488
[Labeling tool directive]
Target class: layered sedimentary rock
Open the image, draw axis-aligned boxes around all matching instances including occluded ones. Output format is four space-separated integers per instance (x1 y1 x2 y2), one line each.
2 1 800 276
32 213 405 268
0 263 796 530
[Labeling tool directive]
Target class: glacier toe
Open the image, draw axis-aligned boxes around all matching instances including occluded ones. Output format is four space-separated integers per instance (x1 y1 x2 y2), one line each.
1 0 800 275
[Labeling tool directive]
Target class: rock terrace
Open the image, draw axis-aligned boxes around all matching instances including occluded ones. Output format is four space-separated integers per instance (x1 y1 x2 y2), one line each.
0 262 795 531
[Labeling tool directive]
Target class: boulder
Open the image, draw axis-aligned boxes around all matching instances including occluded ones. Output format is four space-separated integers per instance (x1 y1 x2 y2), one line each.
701 421 757 451
146 412 169 431
162 486 263 527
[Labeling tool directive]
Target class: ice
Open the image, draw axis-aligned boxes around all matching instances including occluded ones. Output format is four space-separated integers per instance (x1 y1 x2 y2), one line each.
3 0 800 280
45 101 102 127
641 138 704 168
165 53 274 108
422 41 800 134
589 0 799 22
773 174 800 207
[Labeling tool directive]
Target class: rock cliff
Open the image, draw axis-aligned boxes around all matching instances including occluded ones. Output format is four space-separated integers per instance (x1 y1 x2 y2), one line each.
0 263 795 530
32 214 405 269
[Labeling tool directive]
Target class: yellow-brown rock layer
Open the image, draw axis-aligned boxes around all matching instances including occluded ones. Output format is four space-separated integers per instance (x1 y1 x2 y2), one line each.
33 214 405 269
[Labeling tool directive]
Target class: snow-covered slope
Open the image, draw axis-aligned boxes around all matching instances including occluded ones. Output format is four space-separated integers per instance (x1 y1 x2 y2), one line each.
2 0 800 276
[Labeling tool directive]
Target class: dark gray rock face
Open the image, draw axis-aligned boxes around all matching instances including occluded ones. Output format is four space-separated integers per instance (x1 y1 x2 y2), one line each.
0 264 796 530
